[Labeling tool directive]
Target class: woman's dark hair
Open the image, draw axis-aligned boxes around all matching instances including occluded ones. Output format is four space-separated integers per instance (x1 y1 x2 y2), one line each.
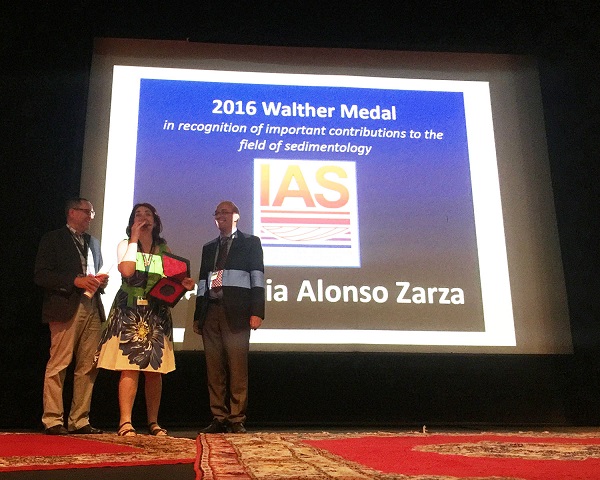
125 203 166 245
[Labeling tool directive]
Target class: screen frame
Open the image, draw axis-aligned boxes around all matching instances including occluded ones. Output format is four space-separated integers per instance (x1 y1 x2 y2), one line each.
81 38 572 354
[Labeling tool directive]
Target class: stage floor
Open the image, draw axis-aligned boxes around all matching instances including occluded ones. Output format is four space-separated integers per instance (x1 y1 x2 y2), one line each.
3 427 600 480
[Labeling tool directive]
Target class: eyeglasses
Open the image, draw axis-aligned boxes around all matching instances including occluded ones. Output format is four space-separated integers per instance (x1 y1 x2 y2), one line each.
213 210 235 217
73 208 95 219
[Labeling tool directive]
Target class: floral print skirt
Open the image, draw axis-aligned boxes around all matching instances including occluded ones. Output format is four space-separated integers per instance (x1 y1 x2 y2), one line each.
96 290 175 373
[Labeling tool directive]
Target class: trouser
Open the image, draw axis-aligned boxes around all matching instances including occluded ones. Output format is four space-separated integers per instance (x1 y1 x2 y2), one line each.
42 295 102 430
202 301 250 424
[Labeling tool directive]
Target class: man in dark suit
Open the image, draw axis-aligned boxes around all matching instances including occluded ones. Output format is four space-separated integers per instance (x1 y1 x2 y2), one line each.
34 198 107 435
194 200 265 434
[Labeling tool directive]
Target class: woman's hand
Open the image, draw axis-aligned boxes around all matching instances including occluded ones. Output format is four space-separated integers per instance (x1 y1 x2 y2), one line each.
181 277 196 291
129 219 149 243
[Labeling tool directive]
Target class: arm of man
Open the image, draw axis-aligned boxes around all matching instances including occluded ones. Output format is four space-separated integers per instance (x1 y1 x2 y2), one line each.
247 235 265 323
34 231 79 294
249 315 262 330
193 243 213 334
88 236 109 291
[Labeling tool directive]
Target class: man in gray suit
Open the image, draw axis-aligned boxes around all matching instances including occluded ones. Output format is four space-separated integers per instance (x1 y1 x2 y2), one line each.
34 198 108 435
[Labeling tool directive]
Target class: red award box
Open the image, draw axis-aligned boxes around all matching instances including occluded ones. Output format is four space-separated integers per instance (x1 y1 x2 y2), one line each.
149 252 190 307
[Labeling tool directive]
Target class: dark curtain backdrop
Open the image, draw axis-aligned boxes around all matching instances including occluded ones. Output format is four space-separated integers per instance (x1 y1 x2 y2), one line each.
1 2 599 430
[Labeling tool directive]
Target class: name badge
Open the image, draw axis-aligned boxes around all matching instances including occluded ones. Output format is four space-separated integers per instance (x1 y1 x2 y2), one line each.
208 271 219 290
136 297 148 306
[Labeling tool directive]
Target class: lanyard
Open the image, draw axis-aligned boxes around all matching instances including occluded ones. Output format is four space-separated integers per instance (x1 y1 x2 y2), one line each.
70 232 89 273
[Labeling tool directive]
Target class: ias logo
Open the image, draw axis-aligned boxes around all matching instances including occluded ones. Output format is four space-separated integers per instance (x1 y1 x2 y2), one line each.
254 159 360 267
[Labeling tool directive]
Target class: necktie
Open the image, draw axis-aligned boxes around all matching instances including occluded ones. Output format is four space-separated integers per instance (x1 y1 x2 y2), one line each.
212 237 229 290
215 236 229 269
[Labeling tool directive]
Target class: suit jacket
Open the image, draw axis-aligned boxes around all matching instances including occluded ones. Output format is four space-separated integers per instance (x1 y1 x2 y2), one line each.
194 230 265 332
34 226 106 323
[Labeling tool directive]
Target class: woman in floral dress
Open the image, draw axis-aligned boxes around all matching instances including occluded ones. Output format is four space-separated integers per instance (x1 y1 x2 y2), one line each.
96 203 194 436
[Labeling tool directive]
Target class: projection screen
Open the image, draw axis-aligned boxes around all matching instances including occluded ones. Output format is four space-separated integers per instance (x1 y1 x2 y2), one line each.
81 38 572 354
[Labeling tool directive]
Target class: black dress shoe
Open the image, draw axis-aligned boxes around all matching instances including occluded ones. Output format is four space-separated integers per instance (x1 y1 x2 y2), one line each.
70 425 104 434
199 419 228 434
45 425 68 435
230 422 247 433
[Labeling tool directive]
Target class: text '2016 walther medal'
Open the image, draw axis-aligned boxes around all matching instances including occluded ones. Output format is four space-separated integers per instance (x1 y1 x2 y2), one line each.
254 159 360 267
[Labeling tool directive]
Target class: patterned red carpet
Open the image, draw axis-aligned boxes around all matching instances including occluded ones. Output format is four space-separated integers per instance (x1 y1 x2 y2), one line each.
4 430 600 478
0 433 196 472
195 431 600 479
